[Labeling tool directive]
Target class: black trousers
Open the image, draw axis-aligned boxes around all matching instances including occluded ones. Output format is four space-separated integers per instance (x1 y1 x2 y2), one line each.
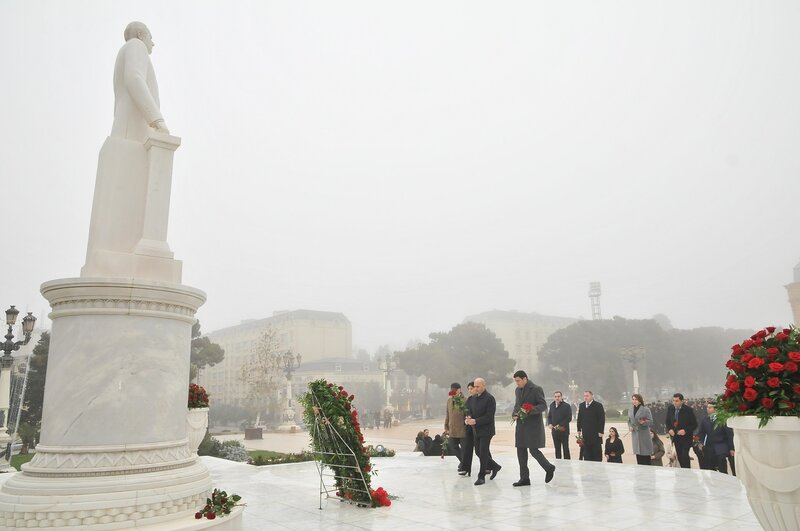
517 446 552 480
448 436 464 467
474 434 499 479
462 428 475 473
675 437 692 468
583 438 603 462
636 454 651 465
552 429 570 459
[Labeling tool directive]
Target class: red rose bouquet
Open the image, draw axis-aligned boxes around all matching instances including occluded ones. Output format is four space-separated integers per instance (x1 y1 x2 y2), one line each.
717 326 800 427
448 389 466 414
512 402 535 425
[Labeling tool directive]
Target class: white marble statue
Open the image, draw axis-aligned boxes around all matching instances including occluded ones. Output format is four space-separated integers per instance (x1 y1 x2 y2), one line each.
82 21 182 282
112 22 170 141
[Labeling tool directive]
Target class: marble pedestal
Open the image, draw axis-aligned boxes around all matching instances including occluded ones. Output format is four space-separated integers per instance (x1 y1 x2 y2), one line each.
0 277 221 529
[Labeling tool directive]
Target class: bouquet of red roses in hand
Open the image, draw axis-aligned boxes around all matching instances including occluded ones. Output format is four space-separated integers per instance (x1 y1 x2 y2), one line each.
448 389 467 414
513 402 535 424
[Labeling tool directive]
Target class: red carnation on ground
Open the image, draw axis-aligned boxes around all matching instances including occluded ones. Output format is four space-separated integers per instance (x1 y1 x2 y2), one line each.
195 512 202 519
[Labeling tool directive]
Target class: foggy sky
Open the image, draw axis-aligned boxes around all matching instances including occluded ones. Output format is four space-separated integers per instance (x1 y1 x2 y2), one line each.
2 1 799 352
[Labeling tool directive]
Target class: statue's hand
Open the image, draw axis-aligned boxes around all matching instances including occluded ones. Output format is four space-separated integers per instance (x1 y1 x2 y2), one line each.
150 119 170 134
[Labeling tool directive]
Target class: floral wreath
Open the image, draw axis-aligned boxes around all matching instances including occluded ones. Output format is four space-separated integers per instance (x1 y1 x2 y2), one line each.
300 379 392 507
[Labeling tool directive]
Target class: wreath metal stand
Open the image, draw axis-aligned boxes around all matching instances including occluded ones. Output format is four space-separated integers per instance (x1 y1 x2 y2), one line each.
308 390 373 510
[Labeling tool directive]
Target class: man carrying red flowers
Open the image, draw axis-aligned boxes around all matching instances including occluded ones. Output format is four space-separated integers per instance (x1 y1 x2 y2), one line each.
512 370 555 486
444 383 467 474
666 393 698 469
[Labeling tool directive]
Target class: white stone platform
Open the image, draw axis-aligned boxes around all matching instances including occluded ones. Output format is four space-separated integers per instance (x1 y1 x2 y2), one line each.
202 453 762 531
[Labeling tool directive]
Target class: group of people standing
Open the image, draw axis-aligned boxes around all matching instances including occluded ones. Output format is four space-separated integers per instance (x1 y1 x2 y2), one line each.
444 377 736 483
443 371 556 487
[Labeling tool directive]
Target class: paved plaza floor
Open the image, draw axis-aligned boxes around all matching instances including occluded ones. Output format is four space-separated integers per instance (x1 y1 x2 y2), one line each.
205 451 761 531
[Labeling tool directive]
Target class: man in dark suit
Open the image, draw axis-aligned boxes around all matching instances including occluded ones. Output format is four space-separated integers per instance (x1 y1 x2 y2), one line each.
512 371 555 486
459 382 476 477
577 390 605 462
547 390 572 460
696 402 735 474
465 377 501 485
665 393 698 469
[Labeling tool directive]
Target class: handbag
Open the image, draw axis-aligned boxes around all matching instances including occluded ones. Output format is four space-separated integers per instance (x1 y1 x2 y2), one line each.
666 441 679 468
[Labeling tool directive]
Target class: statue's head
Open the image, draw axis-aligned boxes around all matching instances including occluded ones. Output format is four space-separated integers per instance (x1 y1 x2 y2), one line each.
124 21 154 54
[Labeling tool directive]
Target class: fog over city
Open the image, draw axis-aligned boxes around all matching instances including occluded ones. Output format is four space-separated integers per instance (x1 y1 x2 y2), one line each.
2 1 799 352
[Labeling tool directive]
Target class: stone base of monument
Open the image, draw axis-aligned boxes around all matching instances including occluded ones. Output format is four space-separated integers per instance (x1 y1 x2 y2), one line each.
276 424 301 433
0 277 242 529
0 460 239 529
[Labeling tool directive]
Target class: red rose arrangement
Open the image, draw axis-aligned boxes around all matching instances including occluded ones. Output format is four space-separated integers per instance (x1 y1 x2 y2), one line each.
575 433 584 447
188 383 209 408
717 326 800 427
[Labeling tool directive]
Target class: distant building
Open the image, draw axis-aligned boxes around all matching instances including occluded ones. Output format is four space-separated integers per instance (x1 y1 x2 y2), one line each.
463 310 578 374
202 310 352 406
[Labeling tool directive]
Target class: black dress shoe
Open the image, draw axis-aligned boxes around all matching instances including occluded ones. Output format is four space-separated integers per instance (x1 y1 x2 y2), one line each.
512 479 531 487
490 465 501 480
458 470 469 476
473 478 485 485
545 465 555 483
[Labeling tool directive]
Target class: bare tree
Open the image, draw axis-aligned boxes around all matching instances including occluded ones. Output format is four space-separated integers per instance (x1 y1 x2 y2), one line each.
239 328 286 425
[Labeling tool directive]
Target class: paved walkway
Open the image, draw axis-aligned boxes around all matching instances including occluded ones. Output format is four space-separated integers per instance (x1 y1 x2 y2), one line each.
203 451 758 530
216 416 700 467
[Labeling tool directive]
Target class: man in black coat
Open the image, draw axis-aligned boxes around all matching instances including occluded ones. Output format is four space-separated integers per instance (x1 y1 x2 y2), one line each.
465 377 501 485
576 390 605 462
547 390 572 460
665 393 698 469
696 402 735 474
512 371 555 486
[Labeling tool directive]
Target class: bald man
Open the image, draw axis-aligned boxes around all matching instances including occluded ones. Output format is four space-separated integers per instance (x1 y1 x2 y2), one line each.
465 378 501 485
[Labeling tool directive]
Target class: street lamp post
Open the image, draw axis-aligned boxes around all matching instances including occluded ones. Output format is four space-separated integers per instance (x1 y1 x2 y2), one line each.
379 353 397 424
621 346 645 395
0 306 36 470
568 379 579 419
277 350 301 432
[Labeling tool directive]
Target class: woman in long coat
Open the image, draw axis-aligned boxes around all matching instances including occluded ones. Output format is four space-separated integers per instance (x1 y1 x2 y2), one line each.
627 393 654 465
